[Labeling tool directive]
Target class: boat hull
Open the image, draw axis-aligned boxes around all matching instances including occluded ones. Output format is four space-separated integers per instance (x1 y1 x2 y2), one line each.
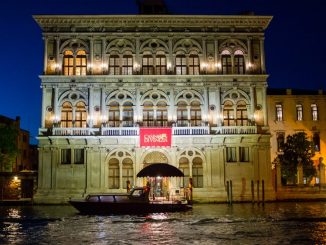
69 200 192 215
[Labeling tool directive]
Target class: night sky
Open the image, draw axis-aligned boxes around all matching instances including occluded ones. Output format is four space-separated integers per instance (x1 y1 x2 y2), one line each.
0 0 325 144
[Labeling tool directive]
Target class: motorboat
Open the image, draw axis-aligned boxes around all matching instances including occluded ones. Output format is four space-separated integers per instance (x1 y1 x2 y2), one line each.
69 186 192 215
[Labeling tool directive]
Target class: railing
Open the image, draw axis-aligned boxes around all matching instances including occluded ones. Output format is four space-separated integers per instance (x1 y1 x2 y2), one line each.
213 126 257 134
40 125 256 136
101 127 139 136
173 126 210 135
52 127 99 136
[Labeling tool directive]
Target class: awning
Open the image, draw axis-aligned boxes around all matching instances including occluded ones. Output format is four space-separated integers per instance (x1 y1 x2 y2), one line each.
137 163 184 177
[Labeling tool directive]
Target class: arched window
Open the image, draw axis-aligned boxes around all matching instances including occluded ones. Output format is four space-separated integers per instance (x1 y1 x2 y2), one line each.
155 55 166 75
221 50 232 74
122 158 133 189
61 102 73 127
142 55 154 75
192 157 203 188
188 54 200 75
109 101 120 127
236 101 248 126
223 101 235 126
234 50 245 74
190 101 201 126
63 50 87 76
109 55 120 75
109 158 119 189
143 101 154 127
156 101 168 127
122 55 133 75
175 55 187 75
75 101 87 127
75 50 87 76
122 102 133 127
179 157 189 188
177 101 188 126
63 50 74 75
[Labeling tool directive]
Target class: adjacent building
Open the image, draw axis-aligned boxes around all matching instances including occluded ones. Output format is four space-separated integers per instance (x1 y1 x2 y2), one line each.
33 13 274 203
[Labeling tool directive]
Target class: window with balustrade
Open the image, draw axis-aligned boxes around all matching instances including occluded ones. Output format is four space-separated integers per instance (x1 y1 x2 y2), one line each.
156 101 168 127
122 158 133 189
177 101 188 126
236 101 248 126
122 55 133 75
296 104 303 121
223 101 235 126
61 102 73 128
109 55 120 75
179 158 189 188
122 102 133 127
175 55 187 75
188 54 200 75
192 157 203 188
143 101 154 127
109 102 120 127
109 158 119 189
311 104 318 121
142 55 154 75
190 101 201 126
155 55 167 75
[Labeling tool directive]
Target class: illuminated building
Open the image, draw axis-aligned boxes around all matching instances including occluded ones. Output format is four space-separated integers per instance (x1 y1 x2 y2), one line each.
33 13 274 203
267 89 326 184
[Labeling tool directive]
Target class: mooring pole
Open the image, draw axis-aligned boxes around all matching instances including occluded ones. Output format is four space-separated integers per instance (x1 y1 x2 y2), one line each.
230 180 233 205
226 181 229 204
251 180 254 204
262 180 265 206
257 180 260 205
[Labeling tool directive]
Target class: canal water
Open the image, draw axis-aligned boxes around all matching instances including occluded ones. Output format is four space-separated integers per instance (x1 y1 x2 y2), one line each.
1 202 326 244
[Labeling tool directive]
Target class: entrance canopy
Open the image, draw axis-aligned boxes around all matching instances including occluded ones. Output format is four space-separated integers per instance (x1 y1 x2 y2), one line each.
137 163 184 177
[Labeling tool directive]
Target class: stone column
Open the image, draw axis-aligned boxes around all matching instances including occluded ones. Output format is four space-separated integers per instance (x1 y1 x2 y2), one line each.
88 87 94 127
262 85 268 126
53 86 59 125
101 87 106 125
89 38 94 75
41 86 46 128
250 85 255 123
203 87 209 124
43 37 48 74
101 38 106 74
214 39 220 74
216 86 221 126
247 37 252 73
55 37 60 74
260 37 266 74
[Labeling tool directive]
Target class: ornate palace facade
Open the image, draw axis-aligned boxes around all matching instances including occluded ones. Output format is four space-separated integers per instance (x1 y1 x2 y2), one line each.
34 14 273 203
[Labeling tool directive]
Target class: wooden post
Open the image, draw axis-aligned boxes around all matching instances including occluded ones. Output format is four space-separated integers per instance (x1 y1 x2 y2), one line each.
257 180 260 205
262 180 265 206
251 180 254 204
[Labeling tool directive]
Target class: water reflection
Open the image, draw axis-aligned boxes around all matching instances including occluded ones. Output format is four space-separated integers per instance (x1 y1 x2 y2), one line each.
0 203 326 244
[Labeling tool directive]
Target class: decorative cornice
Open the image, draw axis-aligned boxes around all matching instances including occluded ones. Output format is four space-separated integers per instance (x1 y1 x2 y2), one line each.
33 15 273 33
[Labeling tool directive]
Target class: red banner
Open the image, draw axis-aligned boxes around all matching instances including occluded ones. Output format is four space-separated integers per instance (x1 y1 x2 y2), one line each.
140 128 172 147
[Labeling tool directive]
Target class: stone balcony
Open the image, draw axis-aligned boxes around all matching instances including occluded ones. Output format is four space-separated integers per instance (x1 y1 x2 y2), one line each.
39 125 258 136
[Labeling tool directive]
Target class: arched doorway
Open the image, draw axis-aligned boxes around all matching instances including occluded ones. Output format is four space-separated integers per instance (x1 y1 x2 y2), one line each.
142 151 169 199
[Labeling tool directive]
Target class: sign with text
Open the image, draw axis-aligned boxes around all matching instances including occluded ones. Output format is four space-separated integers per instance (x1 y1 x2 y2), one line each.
140 128 172 147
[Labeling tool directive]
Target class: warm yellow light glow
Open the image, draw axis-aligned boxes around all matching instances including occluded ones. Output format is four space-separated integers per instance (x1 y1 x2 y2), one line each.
215 62 221 69
247 62 253 69
14 176 18 181
167 62 172 71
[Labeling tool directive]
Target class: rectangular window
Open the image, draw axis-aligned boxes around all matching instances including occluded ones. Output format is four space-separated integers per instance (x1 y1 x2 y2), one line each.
239 147 249 162
109 56 120 75
296 104 303 121
222 55 232 74
276 104 283 121
175 56 187 75
142 56 154 75
234 55 245 74
192 164 203 188
313 132 320 152
74 149 84 164
277 132 285 152
61 149 71 164
311 104 318 121
122 56 133 75
109 164 119 189
155 56 166 75
226 147 237 162
188 55 200 75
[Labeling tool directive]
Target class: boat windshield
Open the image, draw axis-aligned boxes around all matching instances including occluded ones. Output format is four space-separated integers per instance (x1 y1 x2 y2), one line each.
131 189 144 197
